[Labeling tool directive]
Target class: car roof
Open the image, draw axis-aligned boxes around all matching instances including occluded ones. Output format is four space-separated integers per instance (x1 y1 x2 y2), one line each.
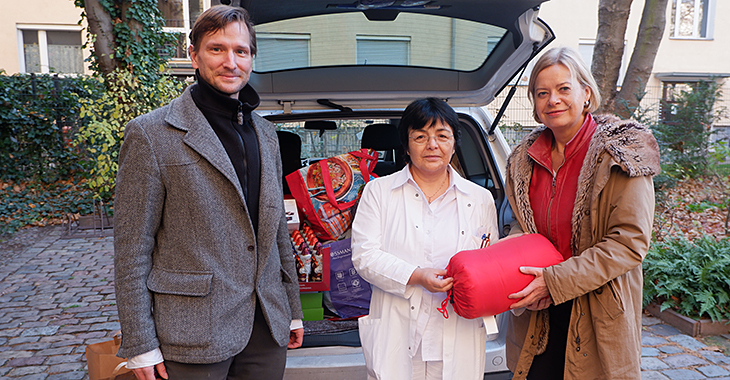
246 0 554 111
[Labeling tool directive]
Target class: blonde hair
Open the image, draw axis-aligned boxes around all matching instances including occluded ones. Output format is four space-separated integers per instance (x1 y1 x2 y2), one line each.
527 47 602 123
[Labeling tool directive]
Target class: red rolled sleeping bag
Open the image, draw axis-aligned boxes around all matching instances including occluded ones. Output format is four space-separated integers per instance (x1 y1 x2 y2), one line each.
445 234 564 319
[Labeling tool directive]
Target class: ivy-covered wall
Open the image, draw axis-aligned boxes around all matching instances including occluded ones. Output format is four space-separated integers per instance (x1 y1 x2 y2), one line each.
0 72 103 182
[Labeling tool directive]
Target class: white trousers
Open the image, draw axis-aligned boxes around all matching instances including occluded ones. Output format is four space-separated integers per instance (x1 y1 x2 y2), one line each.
411 343 444 380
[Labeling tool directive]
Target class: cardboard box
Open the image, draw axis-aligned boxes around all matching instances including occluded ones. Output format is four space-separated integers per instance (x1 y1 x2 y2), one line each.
298 246 331 292
284 199 300 233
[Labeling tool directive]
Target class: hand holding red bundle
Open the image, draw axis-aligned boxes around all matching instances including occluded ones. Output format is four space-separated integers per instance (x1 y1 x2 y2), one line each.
444 234 563 319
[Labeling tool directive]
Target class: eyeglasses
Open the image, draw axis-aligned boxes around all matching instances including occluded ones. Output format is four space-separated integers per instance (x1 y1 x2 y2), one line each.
409 133 454 145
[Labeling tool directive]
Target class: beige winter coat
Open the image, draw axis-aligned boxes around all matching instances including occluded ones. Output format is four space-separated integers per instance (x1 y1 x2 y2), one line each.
504 114 660 379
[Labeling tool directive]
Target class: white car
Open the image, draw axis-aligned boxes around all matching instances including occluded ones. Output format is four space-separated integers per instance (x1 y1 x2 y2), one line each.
245 1 554 378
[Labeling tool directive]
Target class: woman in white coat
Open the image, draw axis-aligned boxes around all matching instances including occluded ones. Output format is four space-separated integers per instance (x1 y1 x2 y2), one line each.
352 98 500 380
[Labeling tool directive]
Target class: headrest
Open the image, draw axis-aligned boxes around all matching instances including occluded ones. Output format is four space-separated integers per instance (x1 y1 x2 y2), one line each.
361 123 401 151
276 130 301 150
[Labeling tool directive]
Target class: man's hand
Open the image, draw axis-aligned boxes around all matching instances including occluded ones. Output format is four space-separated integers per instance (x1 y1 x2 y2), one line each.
508 267 552 311
132 362 168 380
408 267 453 293
288 327 304 349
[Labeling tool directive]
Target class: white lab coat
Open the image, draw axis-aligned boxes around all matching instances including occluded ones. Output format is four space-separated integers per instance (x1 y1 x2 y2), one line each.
352 165 500 380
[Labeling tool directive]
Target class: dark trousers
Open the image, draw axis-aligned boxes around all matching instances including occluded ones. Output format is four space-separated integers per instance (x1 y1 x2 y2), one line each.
527 300 573 380
164 301 288 380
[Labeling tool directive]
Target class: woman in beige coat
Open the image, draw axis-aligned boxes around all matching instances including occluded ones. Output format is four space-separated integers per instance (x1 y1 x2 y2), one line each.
503 47 660 379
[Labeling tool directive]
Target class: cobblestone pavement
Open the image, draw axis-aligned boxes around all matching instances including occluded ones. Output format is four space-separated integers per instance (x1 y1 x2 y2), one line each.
1 226 730 379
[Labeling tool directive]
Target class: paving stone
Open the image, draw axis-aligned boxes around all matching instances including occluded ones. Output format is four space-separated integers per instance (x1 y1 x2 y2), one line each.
21 322 52 329
88 322 121 331
20 326 59 337
15 343 56 353
6 311 39 319
0 350 34 359
47 371 85 380
79 317 108 325
36 347 74 356
643 347 661 357
9 336 41 345
703 351 730 365
697 365 730 377
643 335 670 346
642 371 670 380
0 322 23 330
662 369 707 379
6 357 46 367
663 354 709 368
75 331 107 339
642 357 671 371
660 345 686 354
648 324 682 337
669 335 708 351
46 362 85 373
38 335 78 344
0 328 24 337
50 339 85 349
56 325 90 334
7 365 49 376
44 354 83 365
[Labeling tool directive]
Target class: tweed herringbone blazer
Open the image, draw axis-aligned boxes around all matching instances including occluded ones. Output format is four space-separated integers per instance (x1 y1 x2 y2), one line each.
114 85 303 364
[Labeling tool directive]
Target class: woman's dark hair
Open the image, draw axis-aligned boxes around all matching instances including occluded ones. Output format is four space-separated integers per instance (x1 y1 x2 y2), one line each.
189 5 257 56
398 97 462 163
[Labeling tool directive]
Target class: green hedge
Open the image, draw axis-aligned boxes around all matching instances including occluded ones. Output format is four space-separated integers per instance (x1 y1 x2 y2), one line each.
0 72 103 182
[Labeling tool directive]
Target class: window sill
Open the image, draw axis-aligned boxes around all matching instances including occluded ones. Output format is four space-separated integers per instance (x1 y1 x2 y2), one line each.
668 37 714 41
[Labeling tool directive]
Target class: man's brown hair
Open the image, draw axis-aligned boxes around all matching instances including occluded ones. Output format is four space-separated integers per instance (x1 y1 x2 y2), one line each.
189 5 257 55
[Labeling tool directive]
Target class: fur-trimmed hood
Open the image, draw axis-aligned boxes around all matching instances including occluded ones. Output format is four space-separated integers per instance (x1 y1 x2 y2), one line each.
505 113 660 252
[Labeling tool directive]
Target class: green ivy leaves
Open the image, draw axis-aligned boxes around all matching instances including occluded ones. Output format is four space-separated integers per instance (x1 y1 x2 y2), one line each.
73 69 183 199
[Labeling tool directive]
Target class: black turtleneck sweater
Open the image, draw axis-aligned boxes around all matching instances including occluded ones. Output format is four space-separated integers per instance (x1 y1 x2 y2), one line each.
191 73 261 235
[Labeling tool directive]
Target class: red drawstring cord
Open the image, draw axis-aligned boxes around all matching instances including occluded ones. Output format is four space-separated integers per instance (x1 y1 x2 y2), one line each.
437 297 449 319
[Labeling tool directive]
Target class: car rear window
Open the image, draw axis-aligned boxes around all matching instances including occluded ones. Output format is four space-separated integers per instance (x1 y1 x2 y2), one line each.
253 12 506 73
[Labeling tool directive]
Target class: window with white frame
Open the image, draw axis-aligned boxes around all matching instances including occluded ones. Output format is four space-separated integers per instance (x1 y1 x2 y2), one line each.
158 0 205 59
18 26 84 74
158 0 245 59
670 0 715 39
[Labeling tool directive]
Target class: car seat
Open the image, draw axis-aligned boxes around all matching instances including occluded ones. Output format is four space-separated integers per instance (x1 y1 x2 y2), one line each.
360 123 404 177
276 130 304 194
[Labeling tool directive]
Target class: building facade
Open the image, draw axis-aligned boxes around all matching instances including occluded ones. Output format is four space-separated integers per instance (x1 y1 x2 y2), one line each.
2 0 728 142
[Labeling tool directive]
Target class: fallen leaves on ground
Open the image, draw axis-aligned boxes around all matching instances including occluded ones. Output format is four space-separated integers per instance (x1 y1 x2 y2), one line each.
654 175 730 242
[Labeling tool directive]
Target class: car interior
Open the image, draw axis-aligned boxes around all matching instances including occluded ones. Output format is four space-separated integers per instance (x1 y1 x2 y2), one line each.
271 113 504 210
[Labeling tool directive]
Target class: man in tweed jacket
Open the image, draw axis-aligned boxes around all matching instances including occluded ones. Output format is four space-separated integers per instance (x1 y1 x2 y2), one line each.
113 6 303 380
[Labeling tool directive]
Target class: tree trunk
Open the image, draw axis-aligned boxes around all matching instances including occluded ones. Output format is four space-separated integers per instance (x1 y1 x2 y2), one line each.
592 0 634 114
614 0 669 119
83 0 119 75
